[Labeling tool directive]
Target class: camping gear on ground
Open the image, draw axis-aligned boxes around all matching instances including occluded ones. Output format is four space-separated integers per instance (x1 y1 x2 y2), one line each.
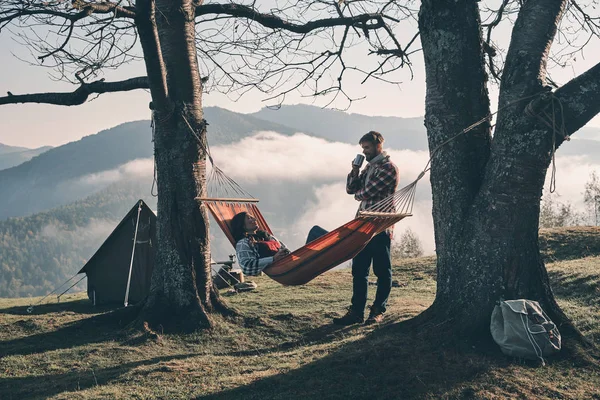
490 299 561 364
234 281 257 292
78 200 156 306
212 255 244 289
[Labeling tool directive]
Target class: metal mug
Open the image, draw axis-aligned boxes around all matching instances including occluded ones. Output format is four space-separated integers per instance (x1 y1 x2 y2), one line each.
352 153 365 168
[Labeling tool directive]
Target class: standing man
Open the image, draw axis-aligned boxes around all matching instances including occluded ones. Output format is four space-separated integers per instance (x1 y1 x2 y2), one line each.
334 131 399 325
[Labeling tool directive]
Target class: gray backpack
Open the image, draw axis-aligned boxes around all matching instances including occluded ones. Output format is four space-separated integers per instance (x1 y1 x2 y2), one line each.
490 299 561 364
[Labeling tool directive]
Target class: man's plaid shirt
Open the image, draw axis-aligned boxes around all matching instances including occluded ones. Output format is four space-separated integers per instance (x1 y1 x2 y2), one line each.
347 154 399 234
235 235 287 276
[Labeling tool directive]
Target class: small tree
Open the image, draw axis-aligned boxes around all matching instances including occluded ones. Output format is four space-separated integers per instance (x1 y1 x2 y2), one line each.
583 171 600 226
540 191 584 228
392 228 424 259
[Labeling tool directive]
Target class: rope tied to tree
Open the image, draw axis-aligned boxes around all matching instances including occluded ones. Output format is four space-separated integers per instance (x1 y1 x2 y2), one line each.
524 91 571 193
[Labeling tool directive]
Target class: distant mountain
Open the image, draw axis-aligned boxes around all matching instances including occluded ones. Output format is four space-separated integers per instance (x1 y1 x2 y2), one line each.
251 105 600 155
0 107 298 220
0 144 52 171
0 143 29 154
251 104 429 151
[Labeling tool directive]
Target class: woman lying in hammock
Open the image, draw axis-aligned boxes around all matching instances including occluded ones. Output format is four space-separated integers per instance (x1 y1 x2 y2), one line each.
230 211 291 276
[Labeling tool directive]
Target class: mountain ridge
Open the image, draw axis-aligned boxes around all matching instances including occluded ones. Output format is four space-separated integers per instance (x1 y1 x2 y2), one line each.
0 144 53 171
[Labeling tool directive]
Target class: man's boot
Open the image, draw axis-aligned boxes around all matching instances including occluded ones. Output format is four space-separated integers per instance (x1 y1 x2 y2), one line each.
333 307 364 325
364 305 385 325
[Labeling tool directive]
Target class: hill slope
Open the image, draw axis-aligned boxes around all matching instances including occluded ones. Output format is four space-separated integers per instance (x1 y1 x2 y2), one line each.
0 143 29 155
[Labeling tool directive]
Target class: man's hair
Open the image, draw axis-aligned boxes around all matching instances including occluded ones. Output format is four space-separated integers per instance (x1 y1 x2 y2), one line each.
359 131 384 145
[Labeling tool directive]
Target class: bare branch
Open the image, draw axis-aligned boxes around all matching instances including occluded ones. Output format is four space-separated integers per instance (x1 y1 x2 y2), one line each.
192 1 414 108
0 77 148 106
71 0 136 19
0 0 135 25
482 0 510 82
195 3 386 34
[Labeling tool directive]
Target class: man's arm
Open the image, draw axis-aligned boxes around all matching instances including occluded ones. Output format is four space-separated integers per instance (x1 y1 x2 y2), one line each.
354 164 398 201
346 166 364 194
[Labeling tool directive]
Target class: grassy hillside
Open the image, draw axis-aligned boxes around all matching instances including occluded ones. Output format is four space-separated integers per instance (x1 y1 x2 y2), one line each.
1 228 600 399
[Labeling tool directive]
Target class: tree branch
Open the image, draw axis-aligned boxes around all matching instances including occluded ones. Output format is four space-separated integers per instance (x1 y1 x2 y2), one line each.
135 0 169 112
195 3 386 33
0 77 148 106
0 1 135 25
71 0 136 19
500 0 567 100
553 62 600 145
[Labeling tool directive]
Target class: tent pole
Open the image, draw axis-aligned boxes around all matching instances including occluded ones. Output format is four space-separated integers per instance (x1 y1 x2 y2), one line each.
124 201 143 307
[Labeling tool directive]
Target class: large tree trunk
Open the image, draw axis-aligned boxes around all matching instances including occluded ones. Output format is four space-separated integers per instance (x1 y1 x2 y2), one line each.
418 0 578 339
134 0 230 331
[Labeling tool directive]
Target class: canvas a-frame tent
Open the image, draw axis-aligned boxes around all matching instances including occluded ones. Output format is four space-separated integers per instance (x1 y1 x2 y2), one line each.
78 199 156 306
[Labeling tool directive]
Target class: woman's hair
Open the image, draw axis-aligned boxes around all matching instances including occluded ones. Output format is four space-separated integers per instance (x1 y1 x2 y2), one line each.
231 211 270 243
231 212 248 242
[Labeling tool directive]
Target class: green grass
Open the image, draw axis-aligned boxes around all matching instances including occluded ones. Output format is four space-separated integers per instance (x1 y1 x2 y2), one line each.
1 229 600 399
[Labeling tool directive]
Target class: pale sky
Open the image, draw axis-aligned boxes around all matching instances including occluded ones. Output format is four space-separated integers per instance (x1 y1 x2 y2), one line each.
0 4 599 148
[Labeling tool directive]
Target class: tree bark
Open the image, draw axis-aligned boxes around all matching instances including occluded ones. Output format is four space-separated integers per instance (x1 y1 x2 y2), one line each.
135 0 231 331
418 0 591 343
418 0 492 322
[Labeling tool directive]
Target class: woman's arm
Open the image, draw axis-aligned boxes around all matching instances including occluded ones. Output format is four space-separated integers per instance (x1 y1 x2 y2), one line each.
235 238 274 276
268 233 289 252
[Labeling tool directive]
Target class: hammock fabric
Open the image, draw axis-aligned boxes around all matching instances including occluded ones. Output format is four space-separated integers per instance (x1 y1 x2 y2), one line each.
205 200 409 285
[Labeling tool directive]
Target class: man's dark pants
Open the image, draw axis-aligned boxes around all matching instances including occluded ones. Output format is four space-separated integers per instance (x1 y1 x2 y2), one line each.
351 231 392 315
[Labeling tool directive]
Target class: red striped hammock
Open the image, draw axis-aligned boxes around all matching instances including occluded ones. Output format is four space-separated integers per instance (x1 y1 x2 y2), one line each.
201 190 413 286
